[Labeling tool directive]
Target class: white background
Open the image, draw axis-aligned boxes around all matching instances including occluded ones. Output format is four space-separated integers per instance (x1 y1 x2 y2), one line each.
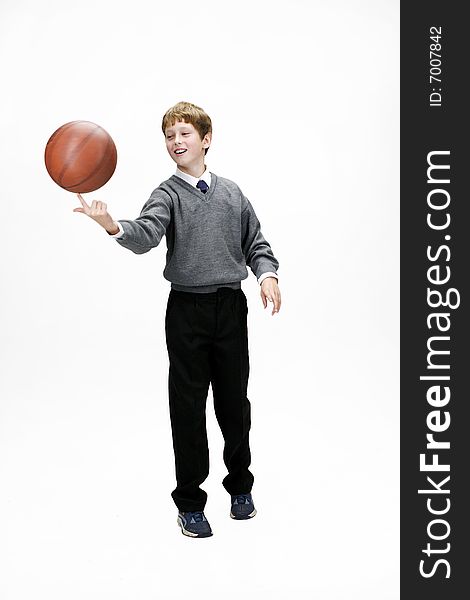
0 1 399 598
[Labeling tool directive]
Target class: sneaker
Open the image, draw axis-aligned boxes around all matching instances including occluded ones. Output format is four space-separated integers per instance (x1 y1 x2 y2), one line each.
230 493 257 520
177 511 213 538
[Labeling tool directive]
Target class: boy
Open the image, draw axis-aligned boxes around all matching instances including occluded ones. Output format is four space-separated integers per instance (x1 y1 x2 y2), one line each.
74 101 281 538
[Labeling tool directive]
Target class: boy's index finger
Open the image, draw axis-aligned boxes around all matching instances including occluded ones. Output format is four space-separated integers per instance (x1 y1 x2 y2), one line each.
76 193 90 210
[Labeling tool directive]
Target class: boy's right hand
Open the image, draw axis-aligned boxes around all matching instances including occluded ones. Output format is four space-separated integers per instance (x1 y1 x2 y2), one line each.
73 193 119 234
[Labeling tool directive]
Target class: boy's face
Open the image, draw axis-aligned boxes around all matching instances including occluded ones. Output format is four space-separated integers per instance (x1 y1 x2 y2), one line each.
164 120 211 175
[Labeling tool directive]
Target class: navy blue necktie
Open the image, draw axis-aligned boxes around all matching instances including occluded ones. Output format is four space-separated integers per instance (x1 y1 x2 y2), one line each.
196 179 209 194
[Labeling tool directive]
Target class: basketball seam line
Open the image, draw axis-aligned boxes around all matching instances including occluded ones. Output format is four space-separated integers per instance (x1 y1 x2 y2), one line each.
65 135 116 192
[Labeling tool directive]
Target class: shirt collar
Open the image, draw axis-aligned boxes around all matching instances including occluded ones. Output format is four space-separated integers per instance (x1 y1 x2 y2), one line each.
175 166 211 189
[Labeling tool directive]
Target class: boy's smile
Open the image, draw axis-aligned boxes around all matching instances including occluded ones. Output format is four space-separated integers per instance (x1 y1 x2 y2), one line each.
165 120 211 178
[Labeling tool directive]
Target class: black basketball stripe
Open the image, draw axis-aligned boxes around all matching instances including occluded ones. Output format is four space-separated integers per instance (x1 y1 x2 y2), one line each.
65 134 117 192
57 124 103 186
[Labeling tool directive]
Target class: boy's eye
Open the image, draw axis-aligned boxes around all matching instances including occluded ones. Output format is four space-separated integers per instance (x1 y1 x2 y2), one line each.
167 135 174 140
182 132 190 136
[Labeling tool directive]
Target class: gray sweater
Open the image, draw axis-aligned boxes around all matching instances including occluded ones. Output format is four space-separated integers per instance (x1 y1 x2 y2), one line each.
115 173 279 292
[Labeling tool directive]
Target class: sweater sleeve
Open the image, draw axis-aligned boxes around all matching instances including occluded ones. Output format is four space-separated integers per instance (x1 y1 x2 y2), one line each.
114 191 172 255
241 196 279 279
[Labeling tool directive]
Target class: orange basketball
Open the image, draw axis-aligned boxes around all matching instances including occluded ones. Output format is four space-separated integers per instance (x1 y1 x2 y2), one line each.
44 120 117 193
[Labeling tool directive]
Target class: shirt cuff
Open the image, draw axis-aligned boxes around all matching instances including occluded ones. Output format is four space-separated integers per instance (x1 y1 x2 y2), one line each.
108 221 124 238
258 272 278 285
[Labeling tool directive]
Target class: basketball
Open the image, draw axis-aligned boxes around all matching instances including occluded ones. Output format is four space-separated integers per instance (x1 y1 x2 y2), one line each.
44 120 117 193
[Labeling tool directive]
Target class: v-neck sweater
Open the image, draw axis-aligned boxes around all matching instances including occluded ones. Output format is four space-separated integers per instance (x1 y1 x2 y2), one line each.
115 172 279 293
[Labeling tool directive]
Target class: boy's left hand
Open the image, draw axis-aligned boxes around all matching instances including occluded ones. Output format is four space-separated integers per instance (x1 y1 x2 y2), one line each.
260 277 281 315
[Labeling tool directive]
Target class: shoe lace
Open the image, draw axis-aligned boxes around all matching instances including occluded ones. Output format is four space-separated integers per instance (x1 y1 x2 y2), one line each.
235 494 249 505
189 511 205 522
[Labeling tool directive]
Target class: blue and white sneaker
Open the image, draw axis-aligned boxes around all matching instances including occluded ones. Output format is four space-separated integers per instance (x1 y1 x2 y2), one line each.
177 511 213 538
230 493 257 520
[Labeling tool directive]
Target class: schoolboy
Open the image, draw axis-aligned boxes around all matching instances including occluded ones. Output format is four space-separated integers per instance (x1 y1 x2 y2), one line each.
74 101 281 538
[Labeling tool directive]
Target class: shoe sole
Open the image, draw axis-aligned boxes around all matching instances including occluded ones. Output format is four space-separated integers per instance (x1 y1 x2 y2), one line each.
177 516 213 538
230 508 257 520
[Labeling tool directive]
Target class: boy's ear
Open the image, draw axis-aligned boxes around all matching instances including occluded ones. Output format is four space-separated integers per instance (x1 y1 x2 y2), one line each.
203 132 212 149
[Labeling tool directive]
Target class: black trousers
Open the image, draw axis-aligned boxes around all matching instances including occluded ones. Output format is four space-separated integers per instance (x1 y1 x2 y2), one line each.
165 286 254 512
